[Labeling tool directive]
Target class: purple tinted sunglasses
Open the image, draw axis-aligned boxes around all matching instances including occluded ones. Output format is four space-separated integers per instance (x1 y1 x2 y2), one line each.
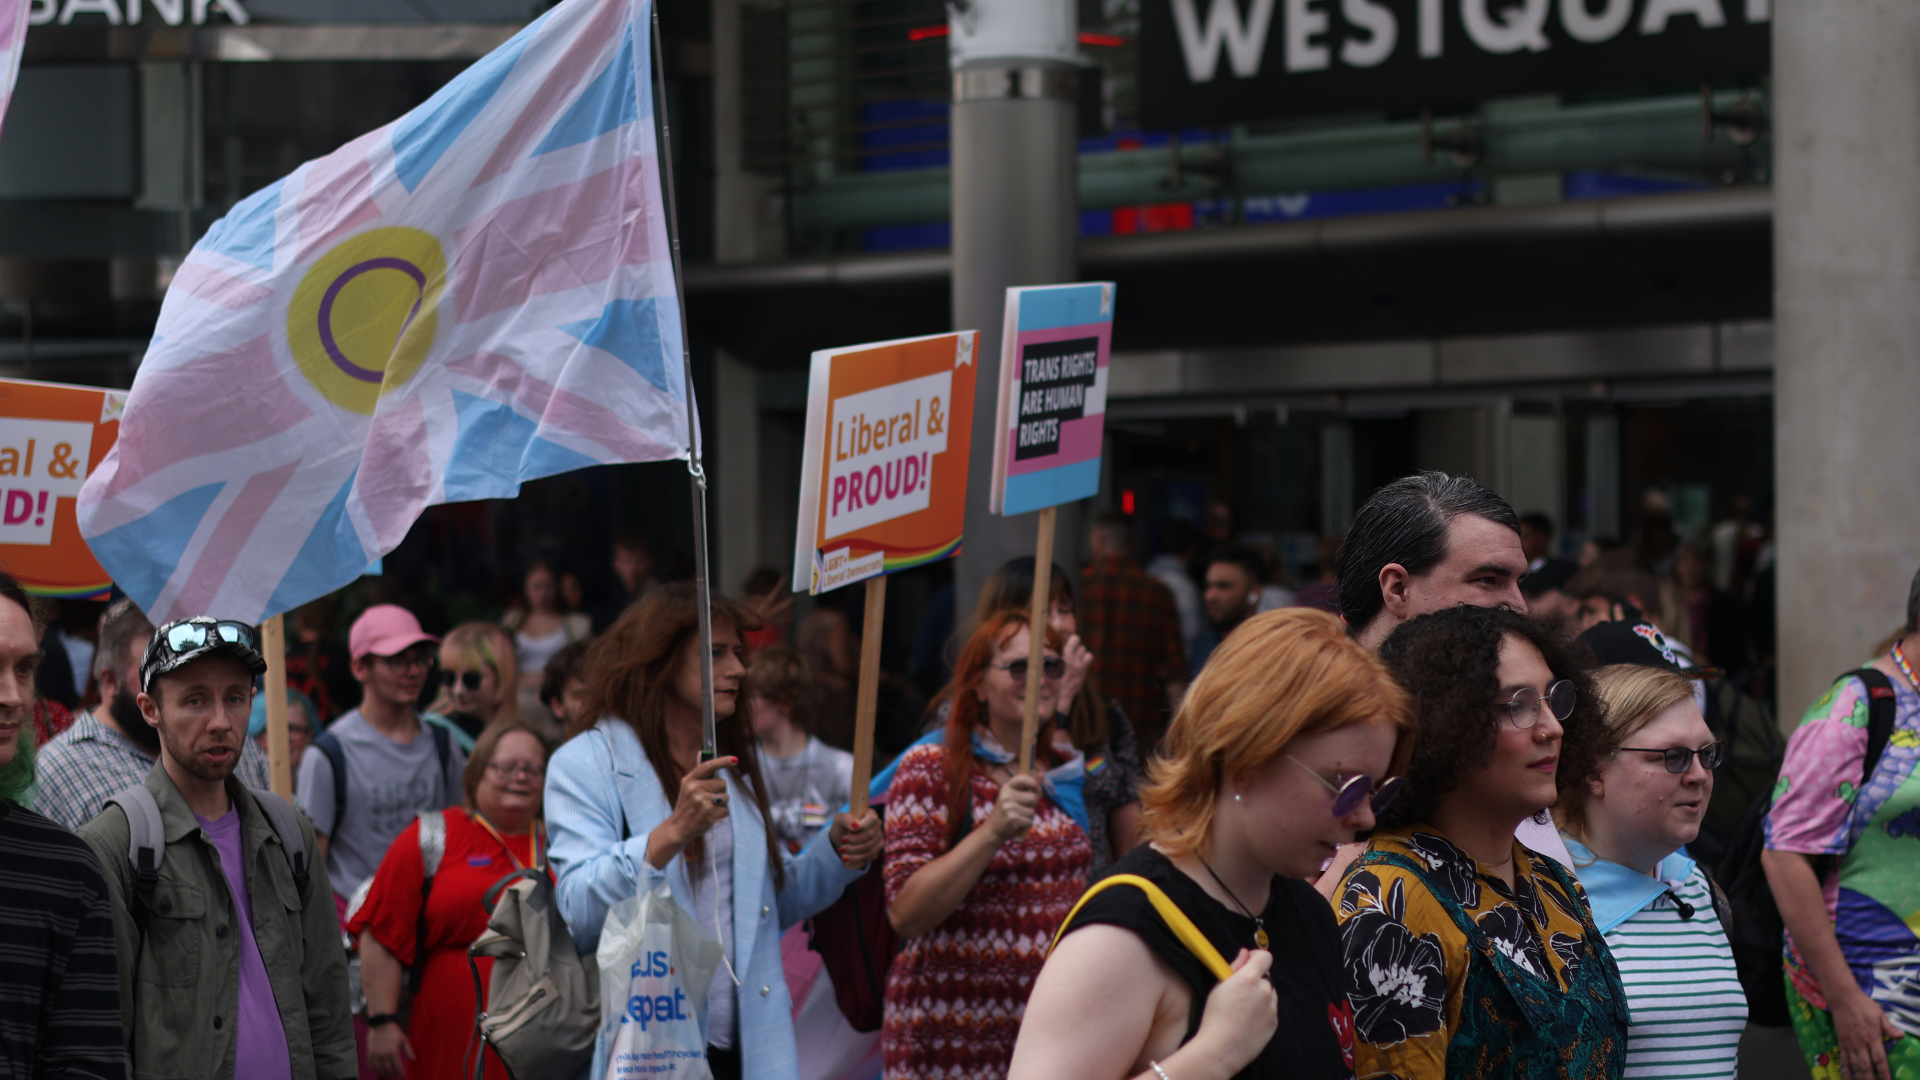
1287 755 1405 817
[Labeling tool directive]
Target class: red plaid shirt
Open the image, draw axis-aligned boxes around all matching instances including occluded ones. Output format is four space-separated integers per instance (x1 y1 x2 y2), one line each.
1079 556 1186 747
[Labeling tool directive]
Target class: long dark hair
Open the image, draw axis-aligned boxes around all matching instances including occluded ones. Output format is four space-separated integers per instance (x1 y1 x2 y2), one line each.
930 610 1067 848
1374 605 1606 831
575 582 783 887
966 557 1109 751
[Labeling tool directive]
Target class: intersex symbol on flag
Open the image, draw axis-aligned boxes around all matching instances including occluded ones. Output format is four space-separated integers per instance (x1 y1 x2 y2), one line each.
77 0 690 624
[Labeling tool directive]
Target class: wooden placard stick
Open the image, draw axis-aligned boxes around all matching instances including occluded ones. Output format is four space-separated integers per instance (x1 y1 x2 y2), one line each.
846 574 888 817
1018 505 1057 775
261 614 292 799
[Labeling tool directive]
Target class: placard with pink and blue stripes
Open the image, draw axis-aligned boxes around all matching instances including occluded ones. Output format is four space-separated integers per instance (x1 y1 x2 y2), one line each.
989 282 1115 516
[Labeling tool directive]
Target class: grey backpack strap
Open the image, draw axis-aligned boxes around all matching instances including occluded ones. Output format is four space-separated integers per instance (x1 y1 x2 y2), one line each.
417 809 447 877
249 789 312 898
104 785 165 929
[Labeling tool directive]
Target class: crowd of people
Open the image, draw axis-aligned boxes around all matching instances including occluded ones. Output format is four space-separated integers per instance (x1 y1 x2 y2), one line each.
0 469 1907 1080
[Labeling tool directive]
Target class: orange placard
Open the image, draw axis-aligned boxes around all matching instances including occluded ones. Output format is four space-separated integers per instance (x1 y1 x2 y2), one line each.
0 378 123 599
791 331 977 594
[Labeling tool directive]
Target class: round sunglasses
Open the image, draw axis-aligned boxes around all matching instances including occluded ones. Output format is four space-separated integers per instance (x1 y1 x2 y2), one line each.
1494 679 1577 729
1286 755 1405 817
1617 740 1728 774
439 669 487 691
993 657 1066 681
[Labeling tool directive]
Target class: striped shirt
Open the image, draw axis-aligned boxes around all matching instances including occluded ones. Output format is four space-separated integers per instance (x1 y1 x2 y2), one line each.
1605 865 1746 1079
0 800 123 1080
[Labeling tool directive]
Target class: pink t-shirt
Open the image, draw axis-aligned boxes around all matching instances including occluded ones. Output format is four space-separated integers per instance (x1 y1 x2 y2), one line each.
197 808 294 1080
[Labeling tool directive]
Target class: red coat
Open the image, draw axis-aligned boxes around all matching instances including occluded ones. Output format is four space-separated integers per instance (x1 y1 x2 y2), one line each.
348 807 544 1080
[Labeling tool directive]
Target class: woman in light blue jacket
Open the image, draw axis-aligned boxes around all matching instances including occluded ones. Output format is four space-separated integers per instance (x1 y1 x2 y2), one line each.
546 584 882 1080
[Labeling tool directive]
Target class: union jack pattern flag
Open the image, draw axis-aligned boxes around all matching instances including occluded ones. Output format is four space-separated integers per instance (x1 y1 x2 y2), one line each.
77 0 688 624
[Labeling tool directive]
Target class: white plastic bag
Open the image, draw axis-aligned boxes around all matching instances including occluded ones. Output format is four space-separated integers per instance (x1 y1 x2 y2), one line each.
596 881 726 1080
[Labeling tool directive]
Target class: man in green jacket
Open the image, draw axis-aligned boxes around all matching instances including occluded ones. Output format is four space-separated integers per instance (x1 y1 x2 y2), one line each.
79 616 355 1080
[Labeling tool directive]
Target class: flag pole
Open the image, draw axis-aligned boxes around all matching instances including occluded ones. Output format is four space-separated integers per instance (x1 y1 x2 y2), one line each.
261 614 292 798
651 1 718 764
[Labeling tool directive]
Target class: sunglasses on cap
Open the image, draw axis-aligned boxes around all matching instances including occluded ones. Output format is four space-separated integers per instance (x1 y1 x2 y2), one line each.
1617 741 1728 774
1287 755 1405 817
993 657 1066 681
440 670 485 691
162 619 259 655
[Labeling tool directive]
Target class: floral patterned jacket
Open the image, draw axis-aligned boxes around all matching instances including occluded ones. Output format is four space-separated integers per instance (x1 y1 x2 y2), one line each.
1333 826 1600 1080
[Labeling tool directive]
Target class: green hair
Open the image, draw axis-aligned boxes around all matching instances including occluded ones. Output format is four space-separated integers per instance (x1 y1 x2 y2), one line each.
0 720 36 807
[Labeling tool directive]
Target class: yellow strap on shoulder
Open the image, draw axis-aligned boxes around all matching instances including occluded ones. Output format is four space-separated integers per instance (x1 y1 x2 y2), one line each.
1048 874 1235 982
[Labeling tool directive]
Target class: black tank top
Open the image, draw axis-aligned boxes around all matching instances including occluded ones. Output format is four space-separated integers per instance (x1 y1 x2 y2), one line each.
1057 846 1355 1080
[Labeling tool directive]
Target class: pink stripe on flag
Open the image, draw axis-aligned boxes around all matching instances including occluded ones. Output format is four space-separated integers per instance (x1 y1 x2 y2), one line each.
450 161 652 324
1005 412 1104 476
356 394 433 551
171 261 274 311
169 458 301 616
446 350 679 461
295 130 384 252
468 0 628 190
104 335 314 500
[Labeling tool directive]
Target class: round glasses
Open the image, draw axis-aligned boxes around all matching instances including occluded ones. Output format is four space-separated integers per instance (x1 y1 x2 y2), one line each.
1286 755 1405 817
1617 740 1728 774
1495 679 1577 729
486 761 545 780
440 670 486 691
994 658 1066 681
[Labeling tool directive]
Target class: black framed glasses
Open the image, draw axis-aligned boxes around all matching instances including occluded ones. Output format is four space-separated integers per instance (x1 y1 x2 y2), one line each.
163 619 257 654
1287 755 1405 817
995 658 1066 681
376 650 436 672
1495 679 1577 730
1617 741 1728 774
440 670 485 691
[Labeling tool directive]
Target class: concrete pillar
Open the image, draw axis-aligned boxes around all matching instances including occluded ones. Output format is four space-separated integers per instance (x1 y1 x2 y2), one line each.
711 0 783 263
949 0 1084 610
714 349 759 600
1774 1 1920 719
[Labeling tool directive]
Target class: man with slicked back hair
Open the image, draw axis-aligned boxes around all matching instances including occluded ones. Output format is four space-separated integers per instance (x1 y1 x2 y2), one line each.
1335 471 1529 650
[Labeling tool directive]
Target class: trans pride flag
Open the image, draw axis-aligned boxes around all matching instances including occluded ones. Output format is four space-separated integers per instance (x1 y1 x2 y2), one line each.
0 0 28 139
78 0 689 624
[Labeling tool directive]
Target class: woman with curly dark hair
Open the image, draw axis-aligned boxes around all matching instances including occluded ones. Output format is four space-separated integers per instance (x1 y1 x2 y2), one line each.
1333 605 1629 1080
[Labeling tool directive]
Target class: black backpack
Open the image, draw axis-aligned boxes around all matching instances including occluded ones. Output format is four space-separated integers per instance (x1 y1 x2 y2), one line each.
1716 667 1898 1027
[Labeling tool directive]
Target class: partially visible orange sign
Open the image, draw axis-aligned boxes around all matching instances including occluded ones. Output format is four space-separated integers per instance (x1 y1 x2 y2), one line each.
0 378 123 598
792 331 977 595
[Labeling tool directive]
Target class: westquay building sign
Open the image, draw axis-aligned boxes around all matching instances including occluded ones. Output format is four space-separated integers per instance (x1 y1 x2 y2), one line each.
1140 0 1769 126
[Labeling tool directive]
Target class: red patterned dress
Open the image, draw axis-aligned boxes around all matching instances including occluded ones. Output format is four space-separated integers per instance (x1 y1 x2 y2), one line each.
881 742 1092 1080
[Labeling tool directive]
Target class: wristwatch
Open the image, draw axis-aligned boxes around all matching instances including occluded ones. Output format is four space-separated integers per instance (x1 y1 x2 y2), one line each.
365 1013 402 1028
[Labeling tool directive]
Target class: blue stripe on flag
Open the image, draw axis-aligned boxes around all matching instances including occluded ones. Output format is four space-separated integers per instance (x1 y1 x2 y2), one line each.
197 179 283 272
1002 458 1103 516
442 391 602 498
533 21 639 156
85 481 224 611
559 299 677 396
391 19 538 192
521 433 604 482
1015 283 1112 333
264 472 367 619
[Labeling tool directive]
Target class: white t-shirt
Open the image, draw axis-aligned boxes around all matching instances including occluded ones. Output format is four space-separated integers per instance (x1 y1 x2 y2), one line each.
759 737 854 851
295 709 467 898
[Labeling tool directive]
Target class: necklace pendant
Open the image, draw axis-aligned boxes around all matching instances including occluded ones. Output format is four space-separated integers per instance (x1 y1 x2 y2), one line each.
1254 927 1270 950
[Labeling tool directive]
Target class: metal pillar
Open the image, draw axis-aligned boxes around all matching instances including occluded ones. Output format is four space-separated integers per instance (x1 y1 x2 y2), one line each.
1774 0 1920 719
949 0 1082 614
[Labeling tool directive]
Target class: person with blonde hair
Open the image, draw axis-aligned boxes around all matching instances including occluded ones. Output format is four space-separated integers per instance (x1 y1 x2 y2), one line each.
425 622 519 749
1555 658 1744 1080
1010 608 1414 1080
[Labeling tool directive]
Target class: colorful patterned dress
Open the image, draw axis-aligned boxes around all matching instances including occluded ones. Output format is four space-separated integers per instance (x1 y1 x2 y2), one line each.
880 741 1092 1080
1334 826 1627 1080
1765 667 1920 1079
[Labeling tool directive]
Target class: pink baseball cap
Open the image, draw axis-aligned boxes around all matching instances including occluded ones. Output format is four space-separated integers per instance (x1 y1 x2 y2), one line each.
349 604 440 660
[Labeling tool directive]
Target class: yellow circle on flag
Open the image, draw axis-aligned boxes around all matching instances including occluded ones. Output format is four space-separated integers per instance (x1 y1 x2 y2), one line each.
287 227 447 415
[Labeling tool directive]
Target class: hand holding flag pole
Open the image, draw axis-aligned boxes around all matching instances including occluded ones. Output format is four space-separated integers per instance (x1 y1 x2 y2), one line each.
650 2 718 766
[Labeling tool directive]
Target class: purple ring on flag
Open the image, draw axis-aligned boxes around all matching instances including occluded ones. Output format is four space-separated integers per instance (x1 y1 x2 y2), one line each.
318 257 428 383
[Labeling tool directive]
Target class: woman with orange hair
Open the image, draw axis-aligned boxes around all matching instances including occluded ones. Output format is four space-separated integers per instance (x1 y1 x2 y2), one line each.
1009 608 1414 1080
883 610 1092 1080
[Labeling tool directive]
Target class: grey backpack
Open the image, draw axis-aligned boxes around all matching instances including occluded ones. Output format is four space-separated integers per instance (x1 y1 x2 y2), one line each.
465 867 600 1080
106 784 312 931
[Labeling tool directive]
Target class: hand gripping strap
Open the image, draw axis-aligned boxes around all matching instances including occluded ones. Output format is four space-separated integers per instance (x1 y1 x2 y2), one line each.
1048 873 1234 982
